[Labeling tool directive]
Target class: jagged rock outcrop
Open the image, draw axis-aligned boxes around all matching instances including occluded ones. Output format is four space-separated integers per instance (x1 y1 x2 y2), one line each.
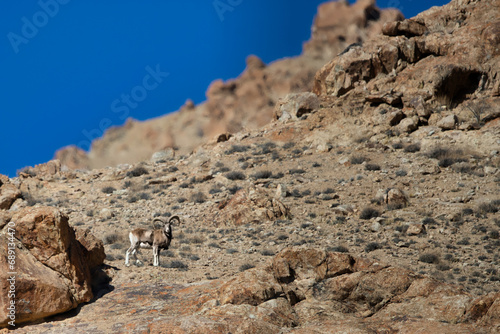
0 176 21 210
0 207 106 327
15 247 499 333
314 0 500 133
17 160 62 179
54 0 402 170
214 185 289 226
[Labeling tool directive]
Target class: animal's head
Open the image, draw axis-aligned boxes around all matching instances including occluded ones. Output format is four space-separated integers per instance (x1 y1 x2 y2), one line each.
153 215 179 238
164 222 172 238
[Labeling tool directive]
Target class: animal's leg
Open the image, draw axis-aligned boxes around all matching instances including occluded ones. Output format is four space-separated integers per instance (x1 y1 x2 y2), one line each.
153 246 159 266
125 245 135 266
132 249 142 265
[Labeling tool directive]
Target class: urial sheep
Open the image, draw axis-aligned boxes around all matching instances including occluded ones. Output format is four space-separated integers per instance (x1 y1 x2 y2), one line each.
125 216 180 267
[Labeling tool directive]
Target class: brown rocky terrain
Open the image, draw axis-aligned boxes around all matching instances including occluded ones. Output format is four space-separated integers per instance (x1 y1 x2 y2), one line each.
54 0 403 170
1 0 500 333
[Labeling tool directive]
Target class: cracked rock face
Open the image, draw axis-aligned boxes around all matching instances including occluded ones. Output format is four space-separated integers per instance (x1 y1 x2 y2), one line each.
11 247 499 333
314 0 499 134
0 207 106 327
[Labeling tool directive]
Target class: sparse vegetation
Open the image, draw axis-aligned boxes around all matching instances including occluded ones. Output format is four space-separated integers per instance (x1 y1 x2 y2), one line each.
239 263 255 272
350 155 367 164
126 166 149 177
138 192 151 201
426 146 468 168
360 207 380 220
101 186 116 194
328 245 349 253
365 163 381 171
261 249 275 256
392 143 403 149
191 192 206 204
365 242 382 252
419 253 440 264
395 170 407 177
228 185 242 195
252 170 273 179
404 143 421 153
477 201 499 215
103 233 119 245
209 187 222 194
163 260 188 270
225 145 250 155
225 171 246 180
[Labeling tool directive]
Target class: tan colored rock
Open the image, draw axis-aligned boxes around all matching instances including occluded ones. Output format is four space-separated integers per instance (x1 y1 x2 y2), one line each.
407 223 426 236
274 92 319 121
214 186 289 226
75 228 106 271
54 146 90 170
151 148 175 162
397 117 419 133
437 114 458 130
314 0 499 136
219 267 281 306
0 207 106 327
10 247 498 333
383 19 427 37
0 174 8 186
376 188 409 207
0 183 21 210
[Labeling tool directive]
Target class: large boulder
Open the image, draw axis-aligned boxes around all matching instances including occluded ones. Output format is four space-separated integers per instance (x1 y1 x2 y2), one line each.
0 180 21 211
0 207 106 327
214 185 289 226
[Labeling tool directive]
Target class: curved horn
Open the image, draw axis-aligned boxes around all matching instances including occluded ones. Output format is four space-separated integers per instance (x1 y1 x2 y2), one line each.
153 217 167 224
152 217 166 229
168 215 180 225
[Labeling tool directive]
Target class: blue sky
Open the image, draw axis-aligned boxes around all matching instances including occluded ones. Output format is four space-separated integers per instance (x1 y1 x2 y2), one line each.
0 1 449 177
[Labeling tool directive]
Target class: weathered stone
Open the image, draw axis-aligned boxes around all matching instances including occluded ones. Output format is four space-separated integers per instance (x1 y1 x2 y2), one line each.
0 183 21 210
151 148 175 162
365 91 402 106
0 207 105 327
274 92 320 121
75 228 106 271
383 19 427 37
407 223 426 235
397 117 419 133
214 186 289 226
375 188 409 207
437 114 458 130
387 110 405 126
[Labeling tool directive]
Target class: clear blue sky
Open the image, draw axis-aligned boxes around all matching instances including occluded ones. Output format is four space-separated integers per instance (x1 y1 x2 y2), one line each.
0 1 449 177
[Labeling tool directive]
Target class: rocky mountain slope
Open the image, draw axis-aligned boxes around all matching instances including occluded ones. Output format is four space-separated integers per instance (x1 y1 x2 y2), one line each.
1 0 500 332
54 0 403 170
